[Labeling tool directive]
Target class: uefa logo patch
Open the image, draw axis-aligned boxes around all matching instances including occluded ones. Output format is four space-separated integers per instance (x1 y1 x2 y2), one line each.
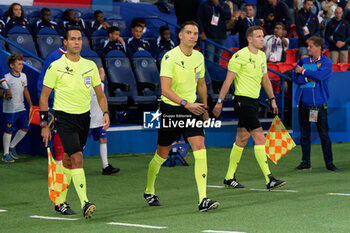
143 110 161 129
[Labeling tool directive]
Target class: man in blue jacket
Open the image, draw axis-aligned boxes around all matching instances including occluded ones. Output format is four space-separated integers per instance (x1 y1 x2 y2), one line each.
293 36 338 172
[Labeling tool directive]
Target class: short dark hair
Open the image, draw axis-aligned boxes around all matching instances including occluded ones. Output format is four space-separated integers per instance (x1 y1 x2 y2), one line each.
62 9 75 21
303 0 313 5
245 3 255 8
159 25 170 34
7 53 24 66
131 17 146 28
132 23 143 29
275 22 285 30
246 25 263 39
180 21 199 32
94 10 103 17
107 26 120 34
308 36 325 50
41 8 50 15
63 27 82 40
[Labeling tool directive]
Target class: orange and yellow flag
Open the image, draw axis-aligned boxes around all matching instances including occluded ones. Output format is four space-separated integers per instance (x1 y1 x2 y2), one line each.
47 148 68 205
265 116 296 164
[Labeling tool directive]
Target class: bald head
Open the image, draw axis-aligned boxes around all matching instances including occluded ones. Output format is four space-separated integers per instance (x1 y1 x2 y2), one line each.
335 7 343 21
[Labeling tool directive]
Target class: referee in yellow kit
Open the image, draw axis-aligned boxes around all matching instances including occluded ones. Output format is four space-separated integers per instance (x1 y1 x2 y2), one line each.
213 26 286 190
144 21 219 212
40 27 110 218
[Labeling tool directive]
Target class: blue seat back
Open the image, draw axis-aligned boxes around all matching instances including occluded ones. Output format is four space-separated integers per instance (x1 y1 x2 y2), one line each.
81 50 103 67
7 27 37 56
91 29 108 50
132 56 160 96
105 55 138 97
37 33 62 59
82 36 91 50
24 57 42 70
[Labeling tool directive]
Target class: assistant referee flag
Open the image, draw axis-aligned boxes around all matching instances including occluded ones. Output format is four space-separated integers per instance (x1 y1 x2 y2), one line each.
265 116 296 164
48 147 68 205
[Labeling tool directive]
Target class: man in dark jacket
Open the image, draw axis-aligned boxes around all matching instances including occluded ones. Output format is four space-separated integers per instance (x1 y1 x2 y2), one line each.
233 4 261 49
126 24 153 58
101 26 126 57
325 7 350 63
32 8 59 35
263 0 292 35
296 0 320 57
197 0 231 63
293 36 338 172
174 0 201 26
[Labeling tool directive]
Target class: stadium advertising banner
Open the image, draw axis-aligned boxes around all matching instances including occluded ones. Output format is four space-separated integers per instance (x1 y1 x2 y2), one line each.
0 0 92 8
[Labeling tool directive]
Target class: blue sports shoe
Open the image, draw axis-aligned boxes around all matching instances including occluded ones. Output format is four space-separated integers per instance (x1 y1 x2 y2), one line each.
9 147 19 159
2 153 14 163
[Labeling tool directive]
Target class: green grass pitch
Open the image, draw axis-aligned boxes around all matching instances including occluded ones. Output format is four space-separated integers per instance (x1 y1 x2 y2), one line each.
1 143 350 233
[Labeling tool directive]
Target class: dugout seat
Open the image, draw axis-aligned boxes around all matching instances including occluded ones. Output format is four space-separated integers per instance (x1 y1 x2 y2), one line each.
90 29 108 51
104 50 157 105
131 50 161 97
7 26 38 56
205 67 232 103
37 27 62 59
81 50 103 67
24 57 43 70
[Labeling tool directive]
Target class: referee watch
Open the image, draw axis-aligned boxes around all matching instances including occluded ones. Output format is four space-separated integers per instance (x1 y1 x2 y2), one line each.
217 98 223 104
180 99 188 107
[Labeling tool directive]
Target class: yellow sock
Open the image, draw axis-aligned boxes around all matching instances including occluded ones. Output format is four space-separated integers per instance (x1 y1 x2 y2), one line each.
225 143 244 180
71 168 89 208
254 145 271 183
145 153 166 194
193 149 207 203
57 166 72 205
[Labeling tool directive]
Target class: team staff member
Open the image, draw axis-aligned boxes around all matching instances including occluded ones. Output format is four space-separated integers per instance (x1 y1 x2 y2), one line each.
293 36 338 171
213 26 286 190
144 21 219 212
40 27 110 219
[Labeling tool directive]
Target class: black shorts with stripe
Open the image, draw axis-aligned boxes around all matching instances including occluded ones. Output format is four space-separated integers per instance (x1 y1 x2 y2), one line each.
157 102 204 146
54 110 90 156
233 95 261 131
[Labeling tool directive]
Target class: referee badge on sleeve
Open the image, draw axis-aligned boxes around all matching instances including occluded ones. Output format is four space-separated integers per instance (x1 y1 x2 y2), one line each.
84 76 92 88
261 65 265 75
195 72 200 82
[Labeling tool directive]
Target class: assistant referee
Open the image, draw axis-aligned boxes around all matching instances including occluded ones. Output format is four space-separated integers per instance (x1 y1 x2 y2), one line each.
144 21 219 212
40 27 110 218
213 26 286 190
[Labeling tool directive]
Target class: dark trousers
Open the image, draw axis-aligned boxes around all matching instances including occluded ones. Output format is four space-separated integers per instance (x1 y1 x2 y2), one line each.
298 103 333 166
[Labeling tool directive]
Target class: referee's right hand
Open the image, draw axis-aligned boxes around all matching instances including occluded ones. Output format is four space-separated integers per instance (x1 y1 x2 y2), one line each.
185 103 206 116
212 103 223 118
41 127 51 148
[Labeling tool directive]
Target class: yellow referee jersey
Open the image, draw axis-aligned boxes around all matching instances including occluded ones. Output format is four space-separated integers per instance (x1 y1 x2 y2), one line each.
160 46 205 106
43 55 101 114
228 47 267 99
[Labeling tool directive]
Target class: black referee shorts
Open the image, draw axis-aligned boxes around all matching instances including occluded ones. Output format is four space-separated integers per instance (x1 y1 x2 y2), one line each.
54 111 90 156
157 102 204 147
233 95 261 131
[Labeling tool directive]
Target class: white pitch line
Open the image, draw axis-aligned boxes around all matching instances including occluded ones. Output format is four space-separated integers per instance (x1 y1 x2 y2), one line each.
207 185 225 188
0 209 8 213
328 193 350 196
107 222 167 229
202 230 246 233
249 188 298 193
30 215 79 221
207 185 297 193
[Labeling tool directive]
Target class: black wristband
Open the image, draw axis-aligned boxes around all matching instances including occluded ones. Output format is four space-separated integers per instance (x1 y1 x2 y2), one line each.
270 97 275 101
39 111 49 122
103 111 110 116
